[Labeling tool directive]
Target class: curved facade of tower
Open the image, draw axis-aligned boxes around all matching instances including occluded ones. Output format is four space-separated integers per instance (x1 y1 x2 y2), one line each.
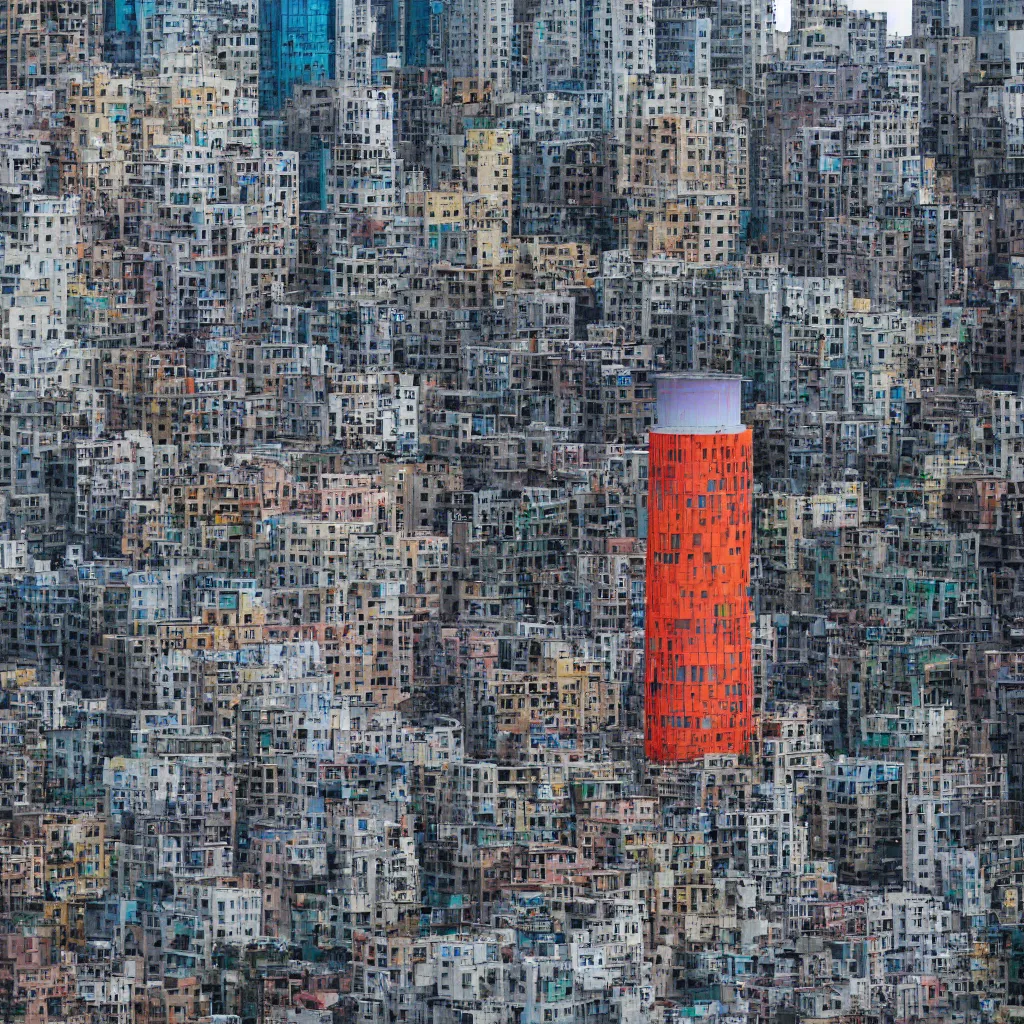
645 374 753 763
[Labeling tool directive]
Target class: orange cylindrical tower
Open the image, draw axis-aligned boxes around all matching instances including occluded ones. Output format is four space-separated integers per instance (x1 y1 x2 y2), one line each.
645 374 752 763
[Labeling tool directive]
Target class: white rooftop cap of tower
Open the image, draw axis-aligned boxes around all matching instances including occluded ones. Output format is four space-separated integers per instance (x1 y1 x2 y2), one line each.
653 373 743 435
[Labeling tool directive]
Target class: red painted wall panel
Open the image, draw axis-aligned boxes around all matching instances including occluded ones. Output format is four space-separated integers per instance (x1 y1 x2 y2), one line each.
644 428 753 762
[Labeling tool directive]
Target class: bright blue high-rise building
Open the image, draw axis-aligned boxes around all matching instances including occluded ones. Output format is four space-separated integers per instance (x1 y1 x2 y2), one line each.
260 0 336 114
403 0 431 66
103 0 140 65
